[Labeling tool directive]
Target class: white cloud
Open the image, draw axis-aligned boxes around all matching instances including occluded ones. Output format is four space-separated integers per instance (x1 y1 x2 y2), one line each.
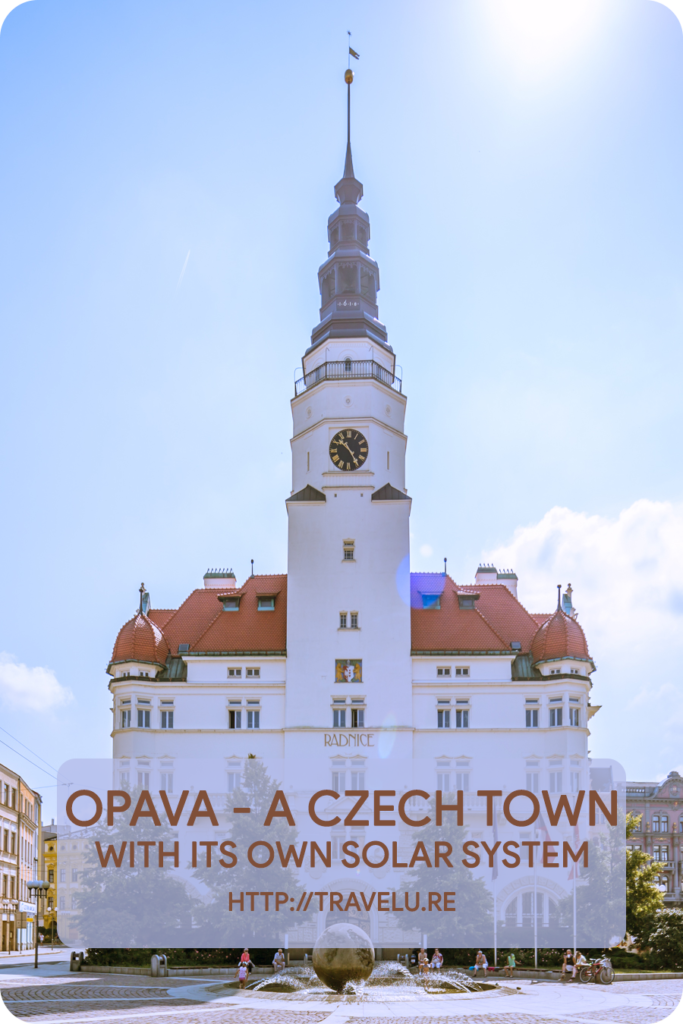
0 653 73 711
484 500 683 779
420 544 433 557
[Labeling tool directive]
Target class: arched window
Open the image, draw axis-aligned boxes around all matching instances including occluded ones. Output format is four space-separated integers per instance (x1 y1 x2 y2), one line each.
652 814 660 833
344 358 352 373
505 897 517 928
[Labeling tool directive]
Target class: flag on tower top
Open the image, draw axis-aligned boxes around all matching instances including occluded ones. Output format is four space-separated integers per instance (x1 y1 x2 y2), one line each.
349 46 360 59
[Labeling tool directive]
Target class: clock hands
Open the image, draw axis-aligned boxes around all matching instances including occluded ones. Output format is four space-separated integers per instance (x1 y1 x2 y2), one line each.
338 439 359 466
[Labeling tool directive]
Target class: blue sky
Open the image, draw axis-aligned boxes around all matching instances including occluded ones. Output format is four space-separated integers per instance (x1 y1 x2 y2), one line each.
0 0 682 818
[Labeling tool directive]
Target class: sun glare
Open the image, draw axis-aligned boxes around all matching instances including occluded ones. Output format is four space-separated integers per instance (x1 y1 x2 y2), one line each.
479 0 610 81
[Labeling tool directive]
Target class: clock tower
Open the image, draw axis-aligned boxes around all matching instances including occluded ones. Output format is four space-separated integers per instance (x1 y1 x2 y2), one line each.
285 70 412 752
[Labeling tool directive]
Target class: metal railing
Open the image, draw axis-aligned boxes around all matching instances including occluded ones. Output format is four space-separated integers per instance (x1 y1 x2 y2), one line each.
295 359 402 396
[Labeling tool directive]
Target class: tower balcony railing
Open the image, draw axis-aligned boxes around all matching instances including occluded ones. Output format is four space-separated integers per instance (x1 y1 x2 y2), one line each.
295 359 402 396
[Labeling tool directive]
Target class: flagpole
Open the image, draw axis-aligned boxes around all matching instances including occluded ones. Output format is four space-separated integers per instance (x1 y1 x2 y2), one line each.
533 825 538 969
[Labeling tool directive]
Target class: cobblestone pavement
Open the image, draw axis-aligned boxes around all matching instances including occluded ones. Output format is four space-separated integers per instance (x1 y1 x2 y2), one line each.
0 974 681 1024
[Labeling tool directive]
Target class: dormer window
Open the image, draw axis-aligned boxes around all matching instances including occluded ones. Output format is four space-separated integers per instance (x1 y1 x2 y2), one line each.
221 596 241 611
422 594 441 610
178 643 190 653
257 596 275 611
458 596 475 610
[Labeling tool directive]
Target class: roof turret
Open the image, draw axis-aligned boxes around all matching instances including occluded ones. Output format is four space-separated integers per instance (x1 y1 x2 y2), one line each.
530 588 592 666
108 583 170 672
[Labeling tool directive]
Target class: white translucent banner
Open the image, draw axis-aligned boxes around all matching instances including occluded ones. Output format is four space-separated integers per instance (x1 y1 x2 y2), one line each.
57 756 625 948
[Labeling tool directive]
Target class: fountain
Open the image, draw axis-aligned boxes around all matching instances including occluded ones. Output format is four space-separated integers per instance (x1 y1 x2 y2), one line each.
311 923 374 992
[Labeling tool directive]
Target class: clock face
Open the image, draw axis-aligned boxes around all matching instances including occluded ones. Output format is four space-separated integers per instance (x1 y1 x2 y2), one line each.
329 429 368 472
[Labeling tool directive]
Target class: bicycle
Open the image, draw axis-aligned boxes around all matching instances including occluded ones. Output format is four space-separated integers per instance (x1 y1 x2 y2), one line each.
578 957 614 985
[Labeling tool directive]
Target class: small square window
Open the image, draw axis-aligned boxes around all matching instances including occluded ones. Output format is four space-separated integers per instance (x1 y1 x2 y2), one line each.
437 667 451 677
258 597 275 611
422 594 441 610
222 597 241 611
455 667 469 677
246 668 260 678
228 668 242 678
458 596 475 609
178 643 190 653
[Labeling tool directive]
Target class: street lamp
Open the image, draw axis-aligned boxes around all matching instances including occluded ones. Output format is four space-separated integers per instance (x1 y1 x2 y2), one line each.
26 881 51 969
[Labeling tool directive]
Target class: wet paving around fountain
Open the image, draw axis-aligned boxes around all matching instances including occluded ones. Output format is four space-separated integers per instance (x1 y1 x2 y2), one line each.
0 962 681 1023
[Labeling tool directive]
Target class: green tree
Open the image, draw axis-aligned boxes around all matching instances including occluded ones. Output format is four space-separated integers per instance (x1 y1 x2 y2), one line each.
192 756 310 946
75 787 196 947
648 909 683 969
625 812 663 944
397 793 492 946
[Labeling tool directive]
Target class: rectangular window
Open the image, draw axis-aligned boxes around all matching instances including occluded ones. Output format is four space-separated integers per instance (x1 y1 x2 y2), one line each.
526 772 539 793
350 612 359 629
160 773 174 793
455 709 469 728
332 770 345 794
331 832 345 861
437 709 450 729
570 771 580 793
120 709 131 729
71 869 78 883
549 707 563 727
333 708 346 728
222 597 240 611
455 667 469 677
343 540 355 561
549 770 563 793
437 772 450 791
229 709 242 729
437 667 451 677
161 710 174 729
246 668 260 678
59 869 66 884
569 707 580 727
257 597 275 610
59 896 65 910
138 771 150 788
228 668 242 677
227 770 241 792
456 772 470 791
350 708 364 728
247 710 260 729
422 594 441 610
350 769 365 788
339 612 347 628
525 709 538 728
119 771 130 787
137 709 151 728
48 868 54 883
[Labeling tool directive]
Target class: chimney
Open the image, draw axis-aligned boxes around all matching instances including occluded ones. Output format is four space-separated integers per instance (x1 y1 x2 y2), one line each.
203 569 237 590
474 564 498 586
496 570 518 598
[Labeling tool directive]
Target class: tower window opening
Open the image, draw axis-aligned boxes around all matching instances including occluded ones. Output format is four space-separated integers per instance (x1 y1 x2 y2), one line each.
350 612 358 629
387 451 390 470
343 540 355 561
344 358 352 373
339 612 347 629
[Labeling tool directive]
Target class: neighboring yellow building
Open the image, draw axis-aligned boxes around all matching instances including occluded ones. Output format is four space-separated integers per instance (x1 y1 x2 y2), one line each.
1 762 42 951
43 826 58 942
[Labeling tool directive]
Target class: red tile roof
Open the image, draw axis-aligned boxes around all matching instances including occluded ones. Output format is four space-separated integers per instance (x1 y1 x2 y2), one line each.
191 575 287 653
109 612 170 670
108 573 586 666
530 607 591 664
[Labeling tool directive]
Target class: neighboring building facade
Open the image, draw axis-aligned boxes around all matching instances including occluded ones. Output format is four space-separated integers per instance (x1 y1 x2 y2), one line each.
0 762 42 951
626 770 682 907
107 98 602 941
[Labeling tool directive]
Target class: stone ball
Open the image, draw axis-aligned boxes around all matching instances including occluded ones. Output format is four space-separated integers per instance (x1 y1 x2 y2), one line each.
312 923 374 992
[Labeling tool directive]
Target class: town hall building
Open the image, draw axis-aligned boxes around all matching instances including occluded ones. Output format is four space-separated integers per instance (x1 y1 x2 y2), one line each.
106 76 605 941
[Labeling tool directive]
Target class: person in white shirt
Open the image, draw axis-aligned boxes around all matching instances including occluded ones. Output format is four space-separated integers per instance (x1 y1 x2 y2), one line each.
430 949 443 969
273 949 285 973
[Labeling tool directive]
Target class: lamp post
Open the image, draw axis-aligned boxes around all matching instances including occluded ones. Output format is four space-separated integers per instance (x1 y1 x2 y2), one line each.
26 881 50 969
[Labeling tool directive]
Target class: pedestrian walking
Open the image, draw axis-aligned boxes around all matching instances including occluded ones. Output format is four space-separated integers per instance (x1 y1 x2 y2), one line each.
238 962 248 989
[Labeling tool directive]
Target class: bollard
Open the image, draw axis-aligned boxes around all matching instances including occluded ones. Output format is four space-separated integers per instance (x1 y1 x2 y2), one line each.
159 954 168 978
70 951 82 972
151 955 160 977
